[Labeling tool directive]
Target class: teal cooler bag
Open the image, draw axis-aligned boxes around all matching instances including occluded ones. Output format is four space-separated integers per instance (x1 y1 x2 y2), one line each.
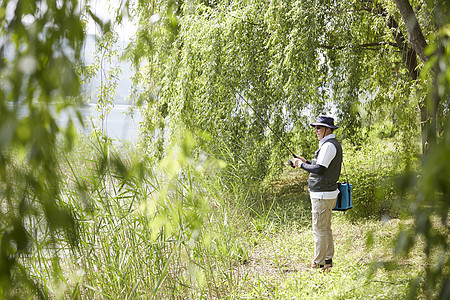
333 182 352 211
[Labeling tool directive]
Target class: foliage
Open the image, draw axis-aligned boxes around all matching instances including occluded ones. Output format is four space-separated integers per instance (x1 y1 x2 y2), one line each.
0 0 448 298
54 131 225 298
395 23 450 300
87 29 121 134
0 0 131 297
130 0 443 193
14 134 432 299
0 0 86 297
342 138 416 221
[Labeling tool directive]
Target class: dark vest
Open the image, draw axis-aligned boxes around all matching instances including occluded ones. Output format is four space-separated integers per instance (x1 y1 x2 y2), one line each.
308 138 342 192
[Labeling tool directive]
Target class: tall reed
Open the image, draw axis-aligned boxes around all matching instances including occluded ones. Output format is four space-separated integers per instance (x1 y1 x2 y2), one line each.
17 130 249 299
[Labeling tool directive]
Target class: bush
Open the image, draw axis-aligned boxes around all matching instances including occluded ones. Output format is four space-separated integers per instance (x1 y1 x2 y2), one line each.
343 140 416 220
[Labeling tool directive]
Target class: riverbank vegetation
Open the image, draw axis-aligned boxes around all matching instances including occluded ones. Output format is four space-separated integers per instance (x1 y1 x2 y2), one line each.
1 0 449 299
11 133 444 299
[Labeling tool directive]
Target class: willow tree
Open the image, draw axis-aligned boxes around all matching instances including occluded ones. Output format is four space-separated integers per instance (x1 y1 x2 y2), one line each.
131 0 448 184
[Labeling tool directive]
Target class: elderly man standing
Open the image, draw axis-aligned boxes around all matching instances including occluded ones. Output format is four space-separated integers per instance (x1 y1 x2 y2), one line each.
292 115 342 272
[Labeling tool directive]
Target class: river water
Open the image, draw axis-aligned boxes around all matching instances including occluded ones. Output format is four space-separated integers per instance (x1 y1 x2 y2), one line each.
66 104 143 143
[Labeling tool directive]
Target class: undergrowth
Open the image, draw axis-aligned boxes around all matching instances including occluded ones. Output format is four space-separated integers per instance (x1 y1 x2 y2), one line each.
15 135 442 299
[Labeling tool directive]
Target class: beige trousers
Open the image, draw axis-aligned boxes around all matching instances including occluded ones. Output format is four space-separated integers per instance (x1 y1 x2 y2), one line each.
311 197 337 265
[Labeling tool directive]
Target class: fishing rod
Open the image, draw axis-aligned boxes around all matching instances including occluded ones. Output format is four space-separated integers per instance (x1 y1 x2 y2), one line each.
218 73 299 167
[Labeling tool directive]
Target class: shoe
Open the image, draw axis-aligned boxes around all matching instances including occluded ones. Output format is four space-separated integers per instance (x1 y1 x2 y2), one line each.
323 259 333 273
311 262 324 269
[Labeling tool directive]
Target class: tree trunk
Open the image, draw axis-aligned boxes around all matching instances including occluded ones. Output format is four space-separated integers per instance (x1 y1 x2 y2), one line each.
394 0 428 63
393 0 438 153
386 16 419 80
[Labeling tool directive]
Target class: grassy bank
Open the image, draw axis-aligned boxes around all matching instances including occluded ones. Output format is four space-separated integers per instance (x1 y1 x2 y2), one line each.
208 168 426 299
224 211 422 299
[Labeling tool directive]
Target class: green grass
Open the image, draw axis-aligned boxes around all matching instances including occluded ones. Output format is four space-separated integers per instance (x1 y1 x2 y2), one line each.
225 215 420 299
14 137 440 299
207 168 425 299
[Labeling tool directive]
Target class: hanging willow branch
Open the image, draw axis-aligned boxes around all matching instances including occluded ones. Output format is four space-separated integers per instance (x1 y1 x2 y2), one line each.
319 41 399 50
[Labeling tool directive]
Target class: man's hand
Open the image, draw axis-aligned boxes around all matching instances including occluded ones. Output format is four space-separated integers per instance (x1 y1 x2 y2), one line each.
292 157 306 168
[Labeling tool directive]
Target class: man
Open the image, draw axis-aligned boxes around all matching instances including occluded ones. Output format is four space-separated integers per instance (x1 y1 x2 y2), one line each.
292 115 342 272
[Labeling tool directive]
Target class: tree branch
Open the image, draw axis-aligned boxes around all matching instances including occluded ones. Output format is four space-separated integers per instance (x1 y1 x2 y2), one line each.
359 0 420 80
